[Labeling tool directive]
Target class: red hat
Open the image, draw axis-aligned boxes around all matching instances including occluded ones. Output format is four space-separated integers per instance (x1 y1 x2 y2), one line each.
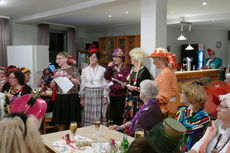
204 80 230 118
10 94 47 120
67 56 76 65
207 48 214 55
88 45 98 53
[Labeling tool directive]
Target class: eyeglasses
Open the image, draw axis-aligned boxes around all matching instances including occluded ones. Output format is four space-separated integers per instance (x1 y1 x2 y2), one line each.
8 77 15 80
218 104 228 110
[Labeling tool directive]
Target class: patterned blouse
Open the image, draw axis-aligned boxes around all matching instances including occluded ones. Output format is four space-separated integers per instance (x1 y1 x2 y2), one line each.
56 66 80 95
175 106 210 152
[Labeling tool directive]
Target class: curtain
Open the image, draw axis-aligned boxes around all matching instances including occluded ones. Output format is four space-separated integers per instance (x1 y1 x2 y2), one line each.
38 24 49 46
67 28 76 58
0 18 10 67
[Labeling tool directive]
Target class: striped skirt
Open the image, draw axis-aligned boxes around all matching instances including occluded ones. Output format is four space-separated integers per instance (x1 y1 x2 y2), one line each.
83 87 107 126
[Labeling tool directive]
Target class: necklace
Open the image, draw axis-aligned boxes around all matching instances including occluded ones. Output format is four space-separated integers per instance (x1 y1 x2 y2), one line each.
212 134 230 153
89 65 98 85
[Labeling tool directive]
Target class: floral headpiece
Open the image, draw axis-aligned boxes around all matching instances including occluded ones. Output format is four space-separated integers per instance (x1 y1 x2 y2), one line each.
148 48 178 69
67 56 76 65
112 48 125 58
20 67 31 74
88 45 98 53
5 65 19 76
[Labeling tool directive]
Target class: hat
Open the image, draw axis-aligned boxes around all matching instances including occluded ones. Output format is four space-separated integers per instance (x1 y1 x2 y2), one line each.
88 45 98 53
146 118 185 153
10 94 47 120
5 65 18 76
207 48 214 55
204 80 230 118
20 67 31 74
112 48 125 58
148 48 178 69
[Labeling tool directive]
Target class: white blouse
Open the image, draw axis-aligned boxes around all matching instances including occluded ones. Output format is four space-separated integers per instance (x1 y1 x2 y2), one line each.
191 121 230 153
79 64 108 97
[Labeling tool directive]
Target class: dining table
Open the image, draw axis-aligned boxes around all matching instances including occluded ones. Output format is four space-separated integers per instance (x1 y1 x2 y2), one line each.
41 125 135 153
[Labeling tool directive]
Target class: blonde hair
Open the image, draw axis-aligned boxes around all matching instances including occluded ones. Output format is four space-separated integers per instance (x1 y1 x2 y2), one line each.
0 115 46 153
182 82 207 110
128 48 147 85
57 52 70 58
129 48 146 65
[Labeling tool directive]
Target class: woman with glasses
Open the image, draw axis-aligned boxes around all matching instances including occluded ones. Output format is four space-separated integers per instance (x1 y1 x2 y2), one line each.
175 82 210 152
188 93 230 153
6 70 32 104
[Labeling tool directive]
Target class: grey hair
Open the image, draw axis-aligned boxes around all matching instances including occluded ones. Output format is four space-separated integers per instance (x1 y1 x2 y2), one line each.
219 93 230 111
226 73 230 78
140 80 159 99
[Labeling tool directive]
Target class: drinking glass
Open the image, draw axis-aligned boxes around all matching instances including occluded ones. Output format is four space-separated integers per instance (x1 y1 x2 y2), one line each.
70 121 77 138
134 128 144 139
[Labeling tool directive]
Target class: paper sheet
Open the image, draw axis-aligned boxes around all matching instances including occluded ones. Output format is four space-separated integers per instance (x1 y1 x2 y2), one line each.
55 77 74 94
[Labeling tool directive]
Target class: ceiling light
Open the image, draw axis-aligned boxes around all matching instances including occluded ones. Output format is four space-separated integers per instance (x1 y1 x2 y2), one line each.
177 21 187 40
124 10 128 14
185 44 194 50
211 19 215 21
177 34 187 40
108 14 112 18
170 11 174 14
202 2 207 6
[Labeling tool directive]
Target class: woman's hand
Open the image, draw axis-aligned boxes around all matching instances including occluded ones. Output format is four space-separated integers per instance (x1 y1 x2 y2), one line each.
108 61 114 67
104 85 110 91
109 125 122 130
127 85 137 91
104 97 108 105
80 98 84 107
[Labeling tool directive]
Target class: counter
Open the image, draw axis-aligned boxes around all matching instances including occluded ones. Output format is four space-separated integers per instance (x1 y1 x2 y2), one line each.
175 69 221 106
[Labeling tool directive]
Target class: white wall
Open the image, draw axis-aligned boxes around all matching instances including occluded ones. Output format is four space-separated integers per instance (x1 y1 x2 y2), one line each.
77 24 230 65
10 21 38 45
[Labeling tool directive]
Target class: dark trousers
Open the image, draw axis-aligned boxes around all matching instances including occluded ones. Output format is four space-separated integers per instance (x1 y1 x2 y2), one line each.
110 95 126 125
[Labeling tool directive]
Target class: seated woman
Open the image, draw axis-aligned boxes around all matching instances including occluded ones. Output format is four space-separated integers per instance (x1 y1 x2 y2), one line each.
6 70 32 103
188 93 230 153
175 82 210 152
109 79 162 136
0 113 46 153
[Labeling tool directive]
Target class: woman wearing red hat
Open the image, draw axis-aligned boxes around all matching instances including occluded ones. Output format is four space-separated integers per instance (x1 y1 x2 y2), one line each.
148 47 178 117
79 46 109 126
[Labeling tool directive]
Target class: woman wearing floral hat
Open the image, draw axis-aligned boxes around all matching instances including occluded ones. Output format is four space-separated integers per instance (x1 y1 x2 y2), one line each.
104 48 130 125
148 47 178 117
123 48 151 124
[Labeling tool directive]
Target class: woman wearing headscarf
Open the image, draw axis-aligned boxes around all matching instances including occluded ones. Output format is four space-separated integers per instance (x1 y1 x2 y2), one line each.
104 48 130 125
148 47 178 117
123 48 151 124
79 46 108 126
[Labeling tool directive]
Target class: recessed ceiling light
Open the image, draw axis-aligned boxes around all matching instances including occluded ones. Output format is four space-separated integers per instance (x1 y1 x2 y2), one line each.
202 2 207 6
124 10 128 14
108 14 112 18
170 11 174 14
211 19 215 21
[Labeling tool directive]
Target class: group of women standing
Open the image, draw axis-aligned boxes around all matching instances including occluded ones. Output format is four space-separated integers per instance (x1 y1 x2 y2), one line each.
51 46 179 131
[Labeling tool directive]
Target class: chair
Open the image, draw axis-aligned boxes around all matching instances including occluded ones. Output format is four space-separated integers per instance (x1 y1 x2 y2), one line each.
42 112 57 134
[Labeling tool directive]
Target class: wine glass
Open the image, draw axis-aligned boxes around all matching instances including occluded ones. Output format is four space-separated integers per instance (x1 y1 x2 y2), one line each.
70 121 77 139
134 128 144 139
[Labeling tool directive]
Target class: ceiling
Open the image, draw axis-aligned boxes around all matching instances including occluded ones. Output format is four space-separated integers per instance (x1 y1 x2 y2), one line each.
1 0 230 29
